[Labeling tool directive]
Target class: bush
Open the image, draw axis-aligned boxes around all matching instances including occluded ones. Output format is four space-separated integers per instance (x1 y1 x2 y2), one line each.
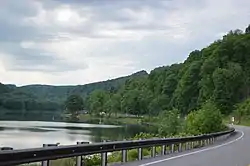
185 101 224 134
157 109 183 136
233 98 250 123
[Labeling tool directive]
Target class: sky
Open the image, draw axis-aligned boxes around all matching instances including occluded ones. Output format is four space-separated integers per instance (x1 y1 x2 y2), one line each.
0 0 249 86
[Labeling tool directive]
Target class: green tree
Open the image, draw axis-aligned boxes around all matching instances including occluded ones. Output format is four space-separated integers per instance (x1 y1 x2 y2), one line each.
233 98 250 123
172 61 202 114
65 94 84 120
185 102 224 134
212 63 243 114
158 109 182 136
87 90 108 116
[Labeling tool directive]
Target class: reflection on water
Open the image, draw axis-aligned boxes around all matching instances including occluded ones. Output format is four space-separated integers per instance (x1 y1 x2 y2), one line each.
0 121 156 149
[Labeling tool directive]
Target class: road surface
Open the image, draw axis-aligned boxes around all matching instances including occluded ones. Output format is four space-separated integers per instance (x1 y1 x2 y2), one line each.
121 125 250 166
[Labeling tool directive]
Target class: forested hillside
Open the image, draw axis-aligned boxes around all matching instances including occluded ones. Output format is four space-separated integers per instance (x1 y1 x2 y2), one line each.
86 25 250 117
0 70 148 117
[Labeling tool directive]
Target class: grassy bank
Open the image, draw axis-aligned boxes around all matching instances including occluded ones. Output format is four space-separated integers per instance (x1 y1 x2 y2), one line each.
77 113 145 125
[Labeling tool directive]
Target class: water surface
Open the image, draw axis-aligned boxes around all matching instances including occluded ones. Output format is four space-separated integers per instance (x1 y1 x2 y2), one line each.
0 120 152 149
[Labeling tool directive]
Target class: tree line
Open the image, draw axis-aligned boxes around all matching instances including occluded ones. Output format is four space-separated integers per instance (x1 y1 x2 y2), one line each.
66 25 250 121
0 71 147 117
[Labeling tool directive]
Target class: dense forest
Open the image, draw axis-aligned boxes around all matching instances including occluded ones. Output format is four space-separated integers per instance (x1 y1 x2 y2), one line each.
85 25 250 117
1 25 250 120
0 71 147 118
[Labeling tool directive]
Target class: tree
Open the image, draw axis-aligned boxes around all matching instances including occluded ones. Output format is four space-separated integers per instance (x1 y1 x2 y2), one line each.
65 94 84 120
158 109 182 136
185 102 224 134
212 63 243 114
87 90 108 116
172 61 202 115
233 98 250 123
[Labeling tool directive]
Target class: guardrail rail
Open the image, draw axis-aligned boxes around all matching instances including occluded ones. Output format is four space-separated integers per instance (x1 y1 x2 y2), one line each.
0 128 235 166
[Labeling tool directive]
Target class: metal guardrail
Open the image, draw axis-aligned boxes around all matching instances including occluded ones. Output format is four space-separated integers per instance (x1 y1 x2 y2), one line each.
0 128 235 166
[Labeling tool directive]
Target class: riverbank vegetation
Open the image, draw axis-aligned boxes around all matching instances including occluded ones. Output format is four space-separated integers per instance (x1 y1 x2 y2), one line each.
23 101 226 166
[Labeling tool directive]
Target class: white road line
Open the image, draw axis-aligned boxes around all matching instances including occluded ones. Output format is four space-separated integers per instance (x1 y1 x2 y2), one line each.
139 131 244 166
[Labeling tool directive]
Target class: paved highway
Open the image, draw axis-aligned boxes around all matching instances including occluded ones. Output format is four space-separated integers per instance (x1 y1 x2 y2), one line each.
121 125 249 166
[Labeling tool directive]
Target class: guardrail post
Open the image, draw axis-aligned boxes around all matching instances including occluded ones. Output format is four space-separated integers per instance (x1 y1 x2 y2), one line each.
178 143 182 152
76 141 89 166
166 144 170 154
122 149 127 163
138 147 143 160
185 142 188 150
101 140 107 166
151 146 156 158
42 143 59 166
137 138 143 161
121 139 127 163
171 144 174 153
200 140 203 147
161 145 166 155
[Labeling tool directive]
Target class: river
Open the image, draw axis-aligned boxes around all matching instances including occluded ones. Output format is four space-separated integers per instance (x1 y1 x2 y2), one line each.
0 120 156 149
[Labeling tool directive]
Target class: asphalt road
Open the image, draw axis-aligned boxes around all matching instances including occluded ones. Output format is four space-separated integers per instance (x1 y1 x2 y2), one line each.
120 125 250 166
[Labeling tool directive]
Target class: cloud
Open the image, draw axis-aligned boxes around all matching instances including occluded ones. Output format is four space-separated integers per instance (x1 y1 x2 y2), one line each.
0 0 249 85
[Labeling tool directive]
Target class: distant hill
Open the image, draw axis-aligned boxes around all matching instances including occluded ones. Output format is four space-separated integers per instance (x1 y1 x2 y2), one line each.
0 70 148 115
15 70 148 102
0 70 148 119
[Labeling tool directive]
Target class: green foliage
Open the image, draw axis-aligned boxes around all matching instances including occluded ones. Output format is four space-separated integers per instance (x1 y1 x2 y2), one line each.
65 94 84 120
0 71 147 118
0 83 62 118
87 90 108 116
158 109 183 136
73 24 250 118
83 154 101 166
185 102 224 134
172 61 202 114
233 98 250 123
133 132 158 140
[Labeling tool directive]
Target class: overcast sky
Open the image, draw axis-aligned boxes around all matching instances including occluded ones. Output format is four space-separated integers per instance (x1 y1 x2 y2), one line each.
0 0 249 86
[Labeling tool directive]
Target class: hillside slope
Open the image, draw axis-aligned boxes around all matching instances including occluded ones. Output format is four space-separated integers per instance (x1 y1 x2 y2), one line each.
0 70 148 116
85 25 250 116
17 70 148 101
